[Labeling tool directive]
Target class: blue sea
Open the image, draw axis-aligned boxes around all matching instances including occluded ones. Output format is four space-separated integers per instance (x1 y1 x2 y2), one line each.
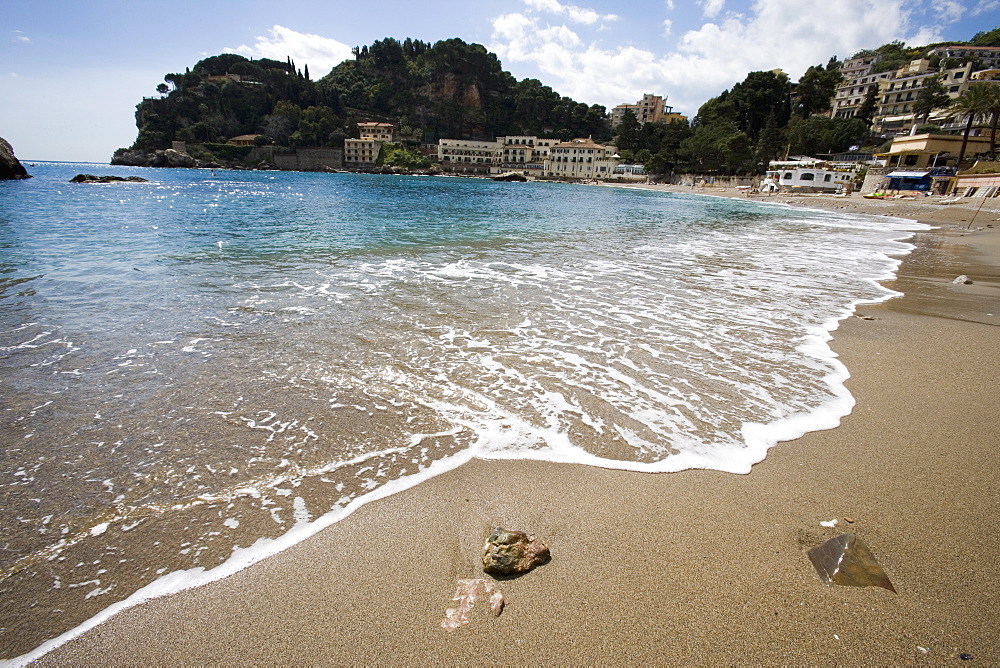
0 162 925 660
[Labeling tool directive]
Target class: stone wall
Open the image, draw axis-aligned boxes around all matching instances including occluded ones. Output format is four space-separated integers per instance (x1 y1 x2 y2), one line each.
860 166 892 194
670 175 757 189
248 146 343 172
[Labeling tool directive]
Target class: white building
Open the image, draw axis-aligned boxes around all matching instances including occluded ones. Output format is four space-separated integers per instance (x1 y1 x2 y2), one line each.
545 138 619 179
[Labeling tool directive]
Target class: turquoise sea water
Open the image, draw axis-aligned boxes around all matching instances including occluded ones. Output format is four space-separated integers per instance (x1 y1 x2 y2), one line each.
0 163 925 659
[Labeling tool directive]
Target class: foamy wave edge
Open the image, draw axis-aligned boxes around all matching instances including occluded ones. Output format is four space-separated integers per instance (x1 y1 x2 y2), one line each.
3 215 928 667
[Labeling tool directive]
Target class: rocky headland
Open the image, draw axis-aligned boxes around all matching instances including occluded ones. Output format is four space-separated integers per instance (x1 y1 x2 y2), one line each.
0 136 31 180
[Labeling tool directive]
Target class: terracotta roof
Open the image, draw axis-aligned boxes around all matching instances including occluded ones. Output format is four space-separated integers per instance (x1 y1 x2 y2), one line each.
552 139 607 149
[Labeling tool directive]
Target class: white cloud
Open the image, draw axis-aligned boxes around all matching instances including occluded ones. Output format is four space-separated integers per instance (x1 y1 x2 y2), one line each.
665 0 676 10
701 0 725 18
933 0 967 23
490 0 944 116
971 0 1000 15
13 31 30 44
663 19 673 37
225 25 354 79
522 0 619 24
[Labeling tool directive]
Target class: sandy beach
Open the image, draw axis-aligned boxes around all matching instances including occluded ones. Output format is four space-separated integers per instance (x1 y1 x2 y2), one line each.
36 189 1000 665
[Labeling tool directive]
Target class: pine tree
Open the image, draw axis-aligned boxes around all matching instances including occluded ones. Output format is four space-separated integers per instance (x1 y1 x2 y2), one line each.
858 86 879 127
912 75 951 128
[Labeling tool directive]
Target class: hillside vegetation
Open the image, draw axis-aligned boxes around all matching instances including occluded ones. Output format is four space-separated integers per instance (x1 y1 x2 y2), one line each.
115 28 997 174
118 37 611 162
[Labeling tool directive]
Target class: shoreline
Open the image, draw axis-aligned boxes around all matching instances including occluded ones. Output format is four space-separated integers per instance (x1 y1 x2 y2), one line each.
32 190 1000 664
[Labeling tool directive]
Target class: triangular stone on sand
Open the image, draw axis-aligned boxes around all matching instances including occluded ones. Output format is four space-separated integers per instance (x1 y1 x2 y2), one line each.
807 533 896 593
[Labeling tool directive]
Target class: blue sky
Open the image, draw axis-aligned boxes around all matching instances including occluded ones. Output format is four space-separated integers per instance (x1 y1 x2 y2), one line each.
2 0 997 162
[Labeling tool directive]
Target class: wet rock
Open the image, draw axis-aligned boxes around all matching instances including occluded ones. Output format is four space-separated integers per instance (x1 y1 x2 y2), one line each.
440 578 504 631
0 136 31 180
493 172 528 182
482 527 550 576
807 533 896 593
952 275 973 284
163 148 196 168
70 174 149 183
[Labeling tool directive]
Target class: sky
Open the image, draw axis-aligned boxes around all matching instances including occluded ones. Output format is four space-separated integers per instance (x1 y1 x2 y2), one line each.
2 0 998 162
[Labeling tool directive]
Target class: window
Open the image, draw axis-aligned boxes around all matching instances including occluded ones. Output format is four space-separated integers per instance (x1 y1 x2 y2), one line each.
824 174 832 182
905 154 918 166
955 71 964 78
800 173 815 181
783 172 793 180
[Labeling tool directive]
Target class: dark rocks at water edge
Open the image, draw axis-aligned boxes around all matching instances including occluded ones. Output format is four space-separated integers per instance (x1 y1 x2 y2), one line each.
482 527 551 576
113 148 198 168
70 174 150 183
0 136 31 180
493 171 528 182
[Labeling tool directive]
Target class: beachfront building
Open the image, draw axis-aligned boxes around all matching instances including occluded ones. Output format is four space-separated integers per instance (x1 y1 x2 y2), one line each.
437 138 501 174
611 94 686 128
877 133 992 169
952 161 1000 197
435 134 623 180
344 122 397 169
545 138 619 179
830 54 891 120
492 136 559 178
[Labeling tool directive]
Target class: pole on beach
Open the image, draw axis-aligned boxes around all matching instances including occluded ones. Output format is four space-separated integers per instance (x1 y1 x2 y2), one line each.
968 195 988 229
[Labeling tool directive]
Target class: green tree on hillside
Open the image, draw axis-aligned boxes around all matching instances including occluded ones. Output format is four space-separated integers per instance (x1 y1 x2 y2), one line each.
912 74 951 127
857 86 880 127
971 28 1000 47
794 62 843 118
615 109 640 154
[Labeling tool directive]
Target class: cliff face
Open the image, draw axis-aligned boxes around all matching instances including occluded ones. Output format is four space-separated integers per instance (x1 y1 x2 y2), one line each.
0 137 31 180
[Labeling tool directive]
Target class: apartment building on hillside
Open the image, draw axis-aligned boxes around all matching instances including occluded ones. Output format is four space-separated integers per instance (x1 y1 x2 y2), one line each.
873 57 998 135
611 94 687 127
830 54 891 120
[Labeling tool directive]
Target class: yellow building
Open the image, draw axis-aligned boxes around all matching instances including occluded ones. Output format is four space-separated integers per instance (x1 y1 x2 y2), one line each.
545 138 618 179
879 133 993 169
344 122 397 169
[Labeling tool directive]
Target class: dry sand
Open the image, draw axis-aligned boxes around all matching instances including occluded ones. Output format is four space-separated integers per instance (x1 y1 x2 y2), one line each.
37 190 1000 665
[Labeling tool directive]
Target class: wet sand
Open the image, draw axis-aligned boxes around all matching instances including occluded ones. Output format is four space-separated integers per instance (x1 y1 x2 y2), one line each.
36 190 1000 664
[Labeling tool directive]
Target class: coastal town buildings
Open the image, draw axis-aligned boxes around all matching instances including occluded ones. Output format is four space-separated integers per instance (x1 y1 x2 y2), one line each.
435 134 626 180
344 122 396 169
872 46 1000 136
611 94 686 127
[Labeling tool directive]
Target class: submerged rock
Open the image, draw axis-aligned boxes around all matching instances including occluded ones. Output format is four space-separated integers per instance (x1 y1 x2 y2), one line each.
952 275 973 285
482 527 550 576
0 136 31 180
807 533 896 593
440 578 504 631
70 174 149 183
